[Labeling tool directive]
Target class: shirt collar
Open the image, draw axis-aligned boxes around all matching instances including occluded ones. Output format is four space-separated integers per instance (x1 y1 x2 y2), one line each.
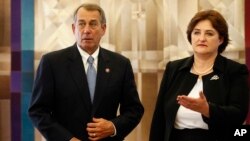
77 45 99 64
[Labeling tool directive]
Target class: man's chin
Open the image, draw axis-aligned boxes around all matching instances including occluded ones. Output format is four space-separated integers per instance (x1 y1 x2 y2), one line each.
80 43 93 48
79 44 97 51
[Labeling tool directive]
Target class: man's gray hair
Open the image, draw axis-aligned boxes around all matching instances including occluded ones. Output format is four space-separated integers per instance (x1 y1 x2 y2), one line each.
73 3 106 24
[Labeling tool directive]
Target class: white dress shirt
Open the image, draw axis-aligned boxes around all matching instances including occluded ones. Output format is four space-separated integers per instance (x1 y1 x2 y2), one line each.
77 45 99 73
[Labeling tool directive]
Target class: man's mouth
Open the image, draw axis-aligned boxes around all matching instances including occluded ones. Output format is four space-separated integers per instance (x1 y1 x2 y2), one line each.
83 38 92 40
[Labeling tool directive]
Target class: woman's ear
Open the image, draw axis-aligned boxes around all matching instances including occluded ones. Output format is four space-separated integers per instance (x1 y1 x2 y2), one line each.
219 37 224 45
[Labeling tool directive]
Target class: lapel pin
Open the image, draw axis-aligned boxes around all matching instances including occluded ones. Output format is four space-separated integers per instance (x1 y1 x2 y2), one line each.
210 75 219 80
105 68 110 73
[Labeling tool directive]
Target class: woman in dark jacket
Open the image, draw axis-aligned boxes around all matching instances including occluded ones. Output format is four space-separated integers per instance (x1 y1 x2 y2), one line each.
150 10 249 141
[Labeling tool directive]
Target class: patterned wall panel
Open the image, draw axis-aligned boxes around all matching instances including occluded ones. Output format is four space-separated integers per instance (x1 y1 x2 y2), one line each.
35 1 246 69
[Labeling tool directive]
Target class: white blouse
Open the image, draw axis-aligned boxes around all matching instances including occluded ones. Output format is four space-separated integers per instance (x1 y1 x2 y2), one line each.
174 78 208 129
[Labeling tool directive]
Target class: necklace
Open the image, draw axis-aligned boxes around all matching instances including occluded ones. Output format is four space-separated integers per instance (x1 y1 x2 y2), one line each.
192 63 213 75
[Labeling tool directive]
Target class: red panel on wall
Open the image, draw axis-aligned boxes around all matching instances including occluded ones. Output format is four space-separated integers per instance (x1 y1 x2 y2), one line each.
245 0 250 124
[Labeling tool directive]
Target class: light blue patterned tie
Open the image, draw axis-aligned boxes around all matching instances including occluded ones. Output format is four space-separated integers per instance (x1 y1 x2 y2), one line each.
87 56 96 102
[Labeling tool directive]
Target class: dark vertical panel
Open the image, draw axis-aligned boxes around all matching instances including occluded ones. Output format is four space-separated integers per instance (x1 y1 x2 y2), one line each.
11 0 21 140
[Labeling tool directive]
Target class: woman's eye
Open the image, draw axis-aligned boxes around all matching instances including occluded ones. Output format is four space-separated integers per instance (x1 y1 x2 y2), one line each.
206 32 214 36
193 31 200 35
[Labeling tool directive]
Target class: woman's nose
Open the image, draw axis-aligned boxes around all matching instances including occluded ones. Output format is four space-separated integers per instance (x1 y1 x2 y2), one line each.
199 34 206 41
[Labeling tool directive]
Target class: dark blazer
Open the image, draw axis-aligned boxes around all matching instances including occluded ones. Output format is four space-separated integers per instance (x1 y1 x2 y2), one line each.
28 44 144 141
150 55 249 141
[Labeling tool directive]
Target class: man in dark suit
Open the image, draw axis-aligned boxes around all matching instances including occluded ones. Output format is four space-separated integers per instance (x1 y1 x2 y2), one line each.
28 3 144 141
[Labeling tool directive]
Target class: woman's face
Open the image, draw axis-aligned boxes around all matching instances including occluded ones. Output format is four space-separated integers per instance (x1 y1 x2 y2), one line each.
191 20 223 56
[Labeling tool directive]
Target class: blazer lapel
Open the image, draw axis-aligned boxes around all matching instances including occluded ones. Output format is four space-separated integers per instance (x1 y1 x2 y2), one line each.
175 56 199 96
67 46 92 113
91 48 111 116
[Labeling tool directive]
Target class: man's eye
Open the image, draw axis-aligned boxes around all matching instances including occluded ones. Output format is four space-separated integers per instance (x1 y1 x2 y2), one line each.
89 22 98 27
78 23 85 26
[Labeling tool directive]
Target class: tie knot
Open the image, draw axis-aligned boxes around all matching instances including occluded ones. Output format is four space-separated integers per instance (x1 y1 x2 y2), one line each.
87 56 94 64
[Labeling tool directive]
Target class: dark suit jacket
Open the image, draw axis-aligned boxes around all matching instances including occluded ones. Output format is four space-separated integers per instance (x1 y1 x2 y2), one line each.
150 55 249 141
28 44 144 141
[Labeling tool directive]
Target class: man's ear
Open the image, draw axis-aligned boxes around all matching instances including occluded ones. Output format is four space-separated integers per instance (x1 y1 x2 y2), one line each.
101 23 107 35
72 23 76 34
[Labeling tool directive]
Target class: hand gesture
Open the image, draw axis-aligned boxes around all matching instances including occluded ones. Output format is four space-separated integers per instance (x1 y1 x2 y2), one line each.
177 91 210 117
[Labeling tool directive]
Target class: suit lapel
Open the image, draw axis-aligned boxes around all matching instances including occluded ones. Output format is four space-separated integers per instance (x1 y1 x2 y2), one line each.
91 48 111 116
67 46 92 113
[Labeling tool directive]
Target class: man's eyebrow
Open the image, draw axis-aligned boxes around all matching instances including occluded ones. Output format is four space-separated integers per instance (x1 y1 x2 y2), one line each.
77 19 99 22
77 19 85 22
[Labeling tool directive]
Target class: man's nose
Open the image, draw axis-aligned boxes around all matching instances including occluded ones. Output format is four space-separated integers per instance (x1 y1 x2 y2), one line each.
83 25 91 33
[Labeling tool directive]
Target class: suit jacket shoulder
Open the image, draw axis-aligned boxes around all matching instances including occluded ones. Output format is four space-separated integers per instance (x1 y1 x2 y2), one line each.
213 55 249 75
99 48 130 63
165 56 193 75
42 45 79 63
